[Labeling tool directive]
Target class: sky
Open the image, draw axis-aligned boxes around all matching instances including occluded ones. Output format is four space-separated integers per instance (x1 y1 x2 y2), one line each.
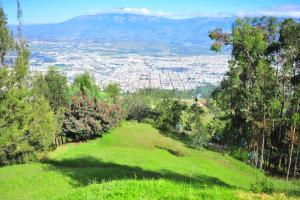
1 0 300 24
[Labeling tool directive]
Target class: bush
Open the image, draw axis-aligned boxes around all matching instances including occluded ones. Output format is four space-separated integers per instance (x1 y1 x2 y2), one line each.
141 118 155 125
250 177 274 193
191 121 212 149
123 95 152 122
104 83 120 103
62 94 121 141
230 148 250 162
154 95 187 131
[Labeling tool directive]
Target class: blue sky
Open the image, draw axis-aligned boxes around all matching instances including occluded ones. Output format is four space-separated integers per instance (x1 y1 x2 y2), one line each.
1 0 300 24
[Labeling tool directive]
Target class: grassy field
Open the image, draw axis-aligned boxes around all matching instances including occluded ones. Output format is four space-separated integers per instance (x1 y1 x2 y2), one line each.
0 122 299 199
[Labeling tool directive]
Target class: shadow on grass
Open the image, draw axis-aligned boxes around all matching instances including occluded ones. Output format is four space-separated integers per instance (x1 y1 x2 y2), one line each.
42 156 233 189
158 129 229 154
155 145 185 157
158 129 193 148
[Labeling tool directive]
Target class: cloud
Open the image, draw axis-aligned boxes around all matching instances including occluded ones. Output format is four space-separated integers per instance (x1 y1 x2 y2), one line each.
87 7 172 18
189 12 232 18
87 5 300 19
237 4 300 18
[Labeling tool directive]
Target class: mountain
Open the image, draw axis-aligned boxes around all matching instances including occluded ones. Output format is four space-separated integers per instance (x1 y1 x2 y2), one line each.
17 14 234 48
11 14 300 55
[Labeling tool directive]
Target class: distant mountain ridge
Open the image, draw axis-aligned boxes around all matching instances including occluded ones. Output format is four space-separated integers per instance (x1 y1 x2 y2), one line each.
16 14 234 49
10 14 300 55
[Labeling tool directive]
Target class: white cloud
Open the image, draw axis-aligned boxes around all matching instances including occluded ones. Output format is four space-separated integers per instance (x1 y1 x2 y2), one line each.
87 5 300 19
87 7 172 18
237 4 300 18
190 12 232 18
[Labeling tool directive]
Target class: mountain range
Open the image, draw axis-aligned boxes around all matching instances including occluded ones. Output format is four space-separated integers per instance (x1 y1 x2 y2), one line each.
12 14 235 54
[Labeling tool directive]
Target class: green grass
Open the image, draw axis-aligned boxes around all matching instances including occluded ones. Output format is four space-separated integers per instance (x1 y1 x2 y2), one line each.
0 122 299 200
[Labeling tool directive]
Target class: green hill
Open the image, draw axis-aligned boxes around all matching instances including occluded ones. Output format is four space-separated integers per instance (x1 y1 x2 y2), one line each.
0 122 299 200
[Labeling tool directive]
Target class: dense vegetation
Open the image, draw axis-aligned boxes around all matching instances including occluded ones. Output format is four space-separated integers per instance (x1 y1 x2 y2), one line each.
0 6 121 165
209 17 300 180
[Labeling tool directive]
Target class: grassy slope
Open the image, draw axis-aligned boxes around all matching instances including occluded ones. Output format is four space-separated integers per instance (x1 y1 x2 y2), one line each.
0 122 299 200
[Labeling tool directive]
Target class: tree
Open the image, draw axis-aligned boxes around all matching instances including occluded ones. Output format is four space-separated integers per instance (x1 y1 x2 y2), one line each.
154 94 187 131
0 3 57 165
209 17 300 176
191 118 212 149
0 76 57 165
104 83 120 103
71 72 110 102
44 67 69 111
0 8 13 66
278 19 300 180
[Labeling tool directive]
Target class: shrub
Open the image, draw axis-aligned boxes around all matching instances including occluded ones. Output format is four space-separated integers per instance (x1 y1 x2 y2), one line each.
250 177 274 193
191 121 212 149
62 94 121 142
154 95 188 131
104 83 120 103
123 95 152 122
230 148 250 162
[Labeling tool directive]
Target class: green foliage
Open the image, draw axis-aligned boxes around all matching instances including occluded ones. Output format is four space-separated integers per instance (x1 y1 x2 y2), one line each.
29 97 57 151
0 8 13 65
0 86 56 165
62 93 121 141
230 148 250 162
41 67 69 111
154 94 187 131
210 17 300 178
0 8 57 165
14 42 30 84
104 83 120 103
123 94 152 122
123 89 219 148
191 111 215 149
70 72 111 102
250 176 275 194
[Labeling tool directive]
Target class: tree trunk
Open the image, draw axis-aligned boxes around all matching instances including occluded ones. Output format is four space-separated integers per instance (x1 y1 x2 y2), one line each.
268 147 273 170
259 131 265 169
278 153 282 172
266 149 270 170
286 140 294 181
294 138 300 177
293 99 300 177
254 146 259 167
259 111 266 170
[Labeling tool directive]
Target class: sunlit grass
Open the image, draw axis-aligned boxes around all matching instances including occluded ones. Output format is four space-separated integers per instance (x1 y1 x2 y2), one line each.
0 122 299 199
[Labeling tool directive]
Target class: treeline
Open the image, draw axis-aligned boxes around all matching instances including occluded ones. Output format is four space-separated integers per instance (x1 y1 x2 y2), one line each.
0 7 122 165
209 17 300 179
122 83 216 102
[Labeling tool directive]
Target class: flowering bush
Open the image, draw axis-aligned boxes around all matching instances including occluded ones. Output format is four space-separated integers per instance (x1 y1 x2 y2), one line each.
62 94 121 141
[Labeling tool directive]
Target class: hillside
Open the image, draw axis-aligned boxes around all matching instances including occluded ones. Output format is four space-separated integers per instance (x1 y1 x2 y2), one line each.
0 122 299 200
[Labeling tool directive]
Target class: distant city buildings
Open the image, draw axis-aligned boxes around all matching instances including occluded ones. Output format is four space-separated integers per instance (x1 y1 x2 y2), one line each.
29 40 229 92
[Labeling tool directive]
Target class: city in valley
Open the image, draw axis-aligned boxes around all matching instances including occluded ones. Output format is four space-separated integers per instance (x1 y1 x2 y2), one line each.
29 40 229 92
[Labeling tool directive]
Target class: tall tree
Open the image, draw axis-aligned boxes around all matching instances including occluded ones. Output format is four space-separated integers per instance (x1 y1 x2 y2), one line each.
0 8 13 66
209 17 300 177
